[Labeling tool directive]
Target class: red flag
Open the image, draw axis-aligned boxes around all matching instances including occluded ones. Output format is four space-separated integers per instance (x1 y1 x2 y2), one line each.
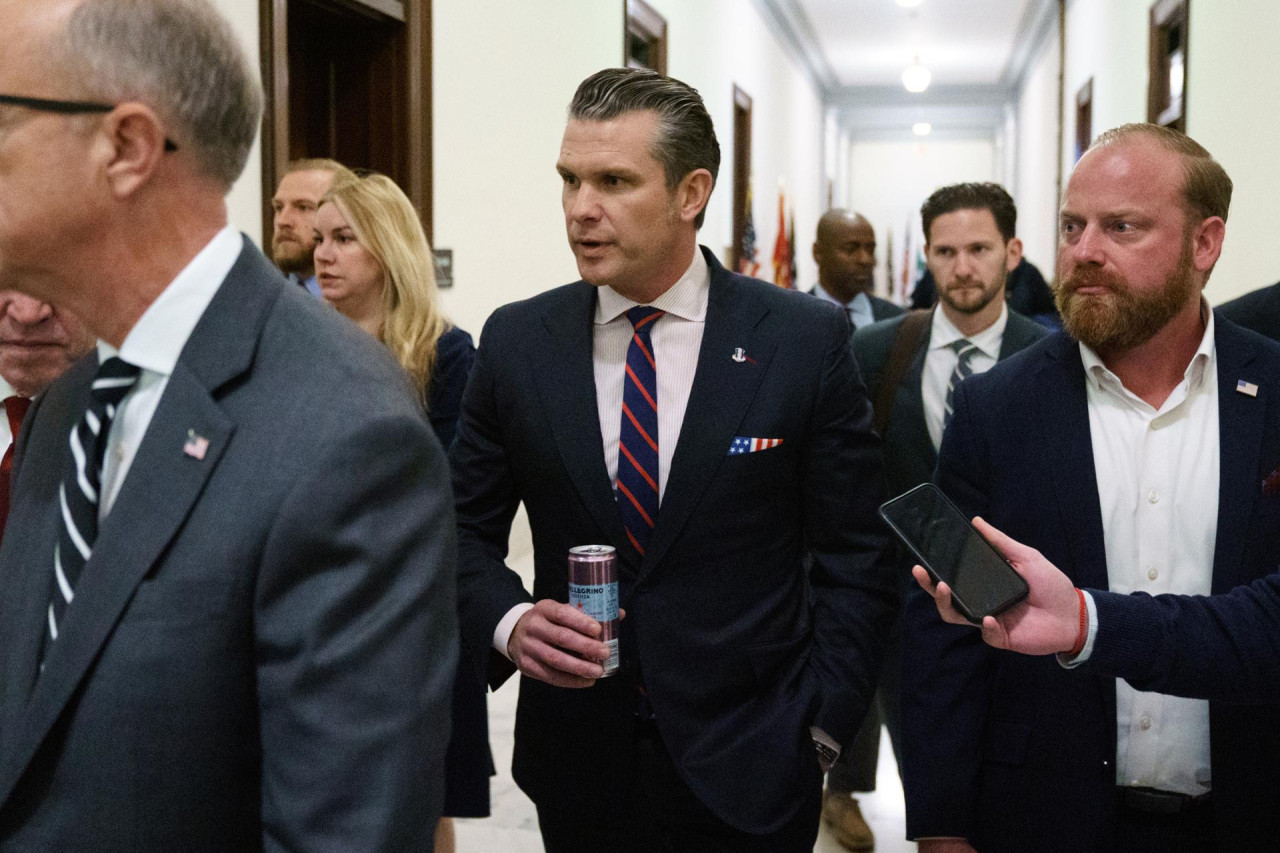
772 190 791 289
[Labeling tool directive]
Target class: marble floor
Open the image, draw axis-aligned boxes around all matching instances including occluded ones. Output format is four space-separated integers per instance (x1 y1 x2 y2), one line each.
456 538 916 852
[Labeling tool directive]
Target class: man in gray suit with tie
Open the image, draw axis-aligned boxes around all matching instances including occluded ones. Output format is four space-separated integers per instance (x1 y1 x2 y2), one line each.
822 183 1046 852
0 0 457 849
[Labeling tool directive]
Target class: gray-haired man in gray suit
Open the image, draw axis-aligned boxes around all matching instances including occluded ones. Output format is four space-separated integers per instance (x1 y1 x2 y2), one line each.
0 0 457 849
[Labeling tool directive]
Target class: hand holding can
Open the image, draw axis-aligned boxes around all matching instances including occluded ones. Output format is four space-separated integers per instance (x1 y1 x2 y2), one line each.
568 545 620 677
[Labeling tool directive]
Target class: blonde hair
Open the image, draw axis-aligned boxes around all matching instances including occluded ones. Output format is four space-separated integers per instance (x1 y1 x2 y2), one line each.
321 173 450 403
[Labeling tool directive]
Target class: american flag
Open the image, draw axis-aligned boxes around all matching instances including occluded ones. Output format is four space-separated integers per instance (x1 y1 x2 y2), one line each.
183 430 209 460
728 436 784 456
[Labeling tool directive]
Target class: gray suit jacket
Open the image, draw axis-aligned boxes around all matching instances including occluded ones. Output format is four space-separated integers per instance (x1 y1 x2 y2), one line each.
0 240 458 852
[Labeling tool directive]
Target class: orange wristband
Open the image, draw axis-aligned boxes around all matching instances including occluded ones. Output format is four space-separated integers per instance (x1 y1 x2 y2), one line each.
1068 588 1087 657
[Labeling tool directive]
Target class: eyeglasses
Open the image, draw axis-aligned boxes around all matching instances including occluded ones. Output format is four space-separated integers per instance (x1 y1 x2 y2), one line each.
0 93 177 151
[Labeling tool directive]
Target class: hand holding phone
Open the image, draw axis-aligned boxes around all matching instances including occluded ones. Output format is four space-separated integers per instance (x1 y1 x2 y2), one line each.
880 484 1028 623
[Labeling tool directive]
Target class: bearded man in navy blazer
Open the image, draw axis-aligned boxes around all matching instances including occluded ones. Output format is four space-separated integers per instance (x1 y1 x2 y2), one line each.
451 68 896 851
902 124 1280 853
0 0 457 849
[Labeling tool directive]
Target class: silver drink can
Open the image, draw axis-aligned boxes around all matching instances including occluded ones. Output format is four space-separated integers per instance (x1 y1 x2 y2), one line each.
568 545 619 677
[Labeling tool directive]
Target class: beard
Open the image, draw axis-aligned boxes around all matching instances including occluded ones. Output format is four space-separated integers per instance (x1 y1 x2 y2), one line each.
272 235 315 275
938 271 1005 315
1055 240 1196 352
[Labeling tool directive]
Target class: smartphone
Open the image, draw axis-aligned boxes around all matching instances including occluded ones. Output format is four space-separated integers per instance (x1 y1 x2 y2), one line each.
879 483 1029 623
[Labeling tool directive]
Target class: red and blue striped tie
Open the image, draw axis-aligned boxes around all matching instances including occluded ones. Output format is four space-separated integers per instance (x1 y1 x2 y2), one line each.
618 306 664 555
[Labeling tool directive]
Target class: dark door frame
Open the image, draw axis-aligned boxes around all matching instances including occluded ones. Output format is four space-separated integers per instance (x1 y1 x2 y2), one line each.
258 0 432 245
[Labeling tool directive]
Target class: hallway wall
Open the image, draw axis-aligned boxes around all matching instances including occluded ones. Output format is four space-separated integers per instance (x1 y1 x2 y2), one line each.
220 0 263 246
1012 19 1060 279
847 138 997 302
431 0 619 338
1015 0 1280 301
1187 0 1280 300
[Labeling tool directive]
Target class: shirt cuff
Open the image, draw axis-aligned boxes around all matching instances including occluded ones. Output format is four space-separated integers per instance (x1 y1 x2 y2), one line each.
1056 590 1098 669
493 602 536 660
810 725 841 765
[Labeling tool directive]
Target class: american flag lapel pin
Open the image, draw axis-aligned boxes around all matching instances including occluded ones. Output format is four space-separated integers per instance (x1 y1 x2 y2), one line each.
1237 379 1259 398
183 428 210 460
731 347 757 365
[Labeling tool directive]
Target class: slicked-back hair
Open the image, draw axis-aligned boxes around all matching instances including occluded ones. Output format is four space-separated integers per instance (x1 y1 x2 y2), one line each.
569 67 720 228
58 0 263 190
921 182 1018 245
1089 123 1232 223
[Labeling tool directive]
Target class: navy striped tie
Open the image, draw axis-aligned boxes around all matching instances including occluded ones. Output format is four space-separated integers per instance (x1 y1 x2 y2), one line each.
617 307 664 555
48 357 140 646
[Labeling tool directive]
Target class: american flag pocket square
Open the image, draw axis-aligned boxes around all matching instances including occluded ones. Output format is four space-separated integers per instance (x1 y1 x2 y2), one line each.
728 437 784 456
1264 467 1280 497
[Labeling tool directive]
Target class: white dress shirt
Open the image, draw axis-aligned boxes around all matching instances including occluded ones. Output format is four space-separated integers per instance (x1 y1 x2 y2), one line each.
923 303 1008 451
1082 307 1218 797
814 284 874 331
492 248 708 655
97 227 242 519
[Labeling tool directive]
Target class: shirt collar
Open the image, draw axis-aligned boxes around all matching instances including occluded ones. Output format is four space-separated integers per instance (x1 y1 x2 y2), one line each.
1080 299 1216 396
930 301 1009 359
0 376 17 401
813 282 871 314
594 247 709 324
97 227 243 376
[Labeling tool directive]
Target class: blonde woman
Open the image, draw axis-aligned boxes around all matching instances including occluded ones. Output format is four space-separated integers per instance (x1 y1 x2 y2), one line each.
314 173 490 849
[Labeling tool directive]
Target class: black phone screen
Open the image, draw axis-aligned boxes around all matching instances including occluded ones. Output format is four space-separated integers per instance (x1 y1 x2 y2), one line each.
879 483 1029 622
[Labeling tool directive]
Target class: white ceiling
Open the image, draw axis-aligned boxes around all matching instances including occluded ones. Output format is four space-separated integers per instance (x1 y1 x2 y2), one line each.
800 0 1035 88
757 0 1058 138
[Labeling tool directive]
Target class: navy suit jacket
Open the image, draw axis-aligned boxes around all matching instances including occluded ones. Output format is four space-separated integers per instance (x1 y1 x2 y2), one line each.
451 247 896 834
1219 280 1280 342
0 242 458 851
901 316 1280 852
1086 571 1280 704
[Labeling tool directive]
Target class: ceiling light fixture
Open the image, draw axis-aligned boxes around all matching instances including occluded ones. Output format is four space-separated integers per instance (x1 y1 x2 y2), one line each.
902 57 931 93
913 122 932 136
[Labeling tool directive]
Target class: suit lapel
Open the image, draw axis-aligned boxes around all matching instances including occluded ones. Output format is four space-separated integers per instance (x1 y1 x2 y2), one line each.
642 252 774 573
1038 336 1110 591
998 312 1044 359
534 284 634 569
899 337 936 471
0 238 274 804
1210 320 1265 595
0 370 232 803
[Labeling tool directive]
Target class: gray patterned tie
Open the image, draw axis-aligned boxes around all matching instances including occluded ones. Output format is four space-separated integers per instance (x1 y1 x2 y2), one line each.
943 339 978 429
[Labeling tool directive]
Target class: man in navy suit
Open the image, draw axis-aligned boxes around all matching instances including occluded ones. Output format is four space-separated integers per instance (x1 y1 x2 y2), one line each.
1219 280 1280 341
824 183 1046 852
810 210 905 331
451 67 896 851
902 124 1280 853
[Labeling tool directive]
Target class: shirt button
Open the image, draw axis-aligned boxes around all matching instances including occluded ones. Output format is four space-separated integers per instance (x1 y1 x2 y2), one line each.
1147 490 1160 504
1148 567 1159 581
1140 715 1153 731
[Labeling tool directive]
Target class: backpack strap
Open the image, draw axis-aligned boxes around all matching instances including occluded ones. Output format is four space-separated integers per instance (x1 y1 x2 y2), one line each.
872 309 931 436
